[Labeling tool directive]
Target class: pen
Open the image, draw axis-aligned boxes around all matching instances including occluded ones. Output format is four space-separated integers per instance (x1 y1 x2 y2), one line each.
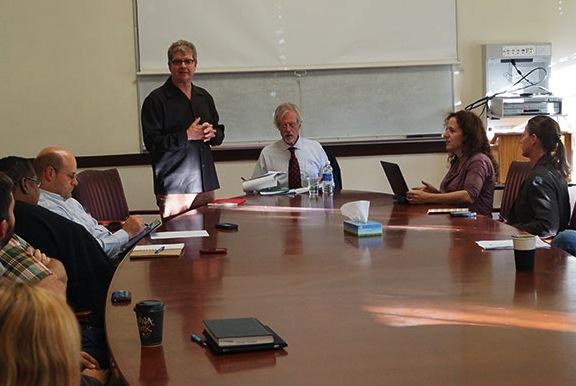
191 334 207 347
154 246 166 254
199 248 227 255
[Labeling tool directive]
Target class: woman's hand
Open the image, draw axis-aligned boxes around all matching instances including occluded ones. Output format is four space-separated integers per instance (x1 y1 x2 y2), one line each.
406 189 433 204
418 181 439 193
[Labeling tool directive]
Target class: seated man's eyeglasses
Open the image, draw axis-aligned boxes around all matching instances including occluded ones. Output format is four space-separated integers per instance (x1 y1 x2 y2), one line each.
24 176 41 187
49 165 77 182
170 59 195 66
280 122 300 130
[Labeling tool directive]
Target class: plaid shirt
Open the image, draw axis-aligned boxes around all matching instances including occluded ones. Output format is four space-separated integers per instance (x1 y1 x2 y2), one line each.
0 234 52 283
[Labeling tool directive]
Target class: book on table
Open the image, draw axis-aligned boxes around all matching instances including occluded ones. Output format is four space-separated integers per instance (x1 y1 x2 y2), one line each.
203 325 287 354
202 317 287 354
203 317 274 347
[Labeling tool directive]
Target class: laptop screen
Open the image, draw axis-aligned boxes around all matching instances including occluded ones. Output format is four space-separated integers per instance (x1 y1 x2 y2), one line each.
380 161 409 199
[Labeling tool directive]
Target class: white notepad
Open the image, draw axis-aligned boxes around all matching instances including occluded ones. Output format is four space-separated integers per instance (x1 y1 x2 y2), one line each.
427 208 469 214
475 238 550 250
150 230 209 239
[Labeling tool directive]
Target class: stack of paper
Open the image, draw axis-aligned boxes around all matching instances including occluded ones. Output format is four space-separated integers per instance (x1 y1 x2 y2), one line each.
427 208 469 214
259 187 309 196
475 238 550 250
242 171 285 192
151 230 209 239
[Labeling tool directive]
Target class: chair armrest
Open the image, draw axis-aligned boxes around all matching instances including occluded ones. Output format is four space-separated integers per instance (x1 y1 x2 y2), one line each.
97 220 123 232
129 209 160 215
98 209 159 231
75 310 93 327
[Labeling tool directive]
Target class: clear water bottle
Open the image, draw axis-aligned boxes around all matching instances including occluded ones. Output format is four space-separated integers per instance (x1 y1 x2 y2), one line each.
322 162 334 196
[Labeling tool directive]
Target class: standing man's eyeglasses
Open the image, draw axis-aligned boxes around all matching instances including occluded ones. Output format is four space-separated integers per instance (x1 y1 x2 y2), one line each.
170 59 196 66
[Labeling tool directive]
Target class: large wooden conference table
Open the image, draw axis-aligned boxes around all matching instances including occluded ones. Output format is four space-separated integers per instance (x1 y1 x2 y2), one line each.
106 191 576 386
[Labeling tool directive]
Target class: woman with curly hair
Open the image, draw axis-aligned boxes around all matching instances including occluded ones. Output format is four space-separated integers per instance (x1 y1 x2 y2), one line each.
407 110 497 216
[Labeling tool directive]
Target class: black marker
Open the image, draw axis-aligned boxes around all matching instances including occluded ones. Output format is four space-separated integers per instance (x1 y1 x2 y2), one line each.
191 334 207 347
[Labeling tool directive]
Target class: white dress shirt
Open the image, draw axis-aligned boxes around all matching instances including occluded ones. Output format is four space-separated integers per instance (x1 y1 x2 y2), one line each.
38 189 129 259
252 137 329 188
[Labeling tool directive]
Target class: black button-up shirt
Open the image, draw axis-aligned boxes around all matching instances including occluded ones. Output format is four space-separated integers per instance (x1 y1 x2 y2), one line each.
141 78 225 194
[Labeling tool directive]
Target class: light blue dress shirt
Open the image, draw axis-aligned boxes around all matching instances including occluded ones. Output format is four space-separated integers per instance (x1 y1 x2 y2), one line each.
38 189 129 259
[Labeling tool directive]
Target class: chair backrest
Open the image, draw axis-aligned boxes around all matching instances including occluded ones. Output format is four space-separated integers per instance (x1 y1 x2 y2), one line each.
72 168 130 222
499 161 532 221
569 201 576 230
323 147 343 191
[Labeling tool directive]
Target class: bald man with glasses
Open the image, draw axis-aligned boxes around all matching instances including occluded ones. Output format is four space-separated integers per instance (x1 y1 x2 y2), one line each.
34 147 145 260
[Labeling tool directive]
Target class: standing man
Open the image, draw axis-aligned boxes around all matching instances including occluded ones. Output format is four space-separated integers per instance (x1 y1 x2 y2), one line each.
252 102 328 188
141 40 225 219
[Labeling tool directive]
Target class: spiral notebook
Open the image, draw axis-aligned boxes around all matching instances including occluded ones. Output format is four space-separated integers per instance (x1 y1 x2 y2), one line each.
129 243 184 259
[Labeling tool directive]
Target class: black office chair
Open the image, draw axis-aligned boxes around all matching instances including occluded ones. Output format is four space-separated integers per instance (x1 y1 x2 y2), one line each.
323 147 342 191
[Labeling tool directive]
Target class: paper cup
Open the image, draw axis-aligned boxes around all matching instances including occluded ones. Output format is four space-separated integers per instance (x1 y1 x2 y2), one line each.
134 300 165 346
512 235 536 272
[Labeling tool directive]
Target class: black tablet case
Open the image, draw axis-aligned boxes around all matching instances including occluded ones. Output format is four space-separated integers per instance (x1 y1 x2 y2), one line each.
203 325 287 354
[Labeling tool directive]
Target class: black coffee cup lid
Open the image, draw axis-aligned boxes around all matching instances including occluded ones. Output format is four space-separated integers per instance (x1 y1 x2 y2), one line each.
134 299 164 312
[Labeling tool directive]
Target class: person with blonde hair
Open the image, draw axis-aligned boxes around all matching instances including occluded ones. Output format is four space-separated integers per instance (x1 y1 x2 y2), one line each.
0 283 106 386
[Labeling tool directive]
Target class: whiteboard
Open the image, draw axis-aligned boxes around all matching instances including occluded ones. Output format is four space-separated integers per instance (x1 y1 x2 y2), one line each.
136 0 457 72
137 65 454 145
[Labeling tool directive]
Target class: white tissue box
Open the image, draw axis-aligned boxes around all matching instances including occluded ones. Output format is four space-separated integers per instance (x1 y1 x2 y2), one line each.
343 220 383 237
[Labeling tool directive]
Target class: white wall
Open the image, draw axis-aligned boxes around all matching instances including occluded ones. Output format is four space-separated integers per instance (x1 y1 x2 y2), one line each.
454 0 576 128
2 0 575 210
0 1 140 156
